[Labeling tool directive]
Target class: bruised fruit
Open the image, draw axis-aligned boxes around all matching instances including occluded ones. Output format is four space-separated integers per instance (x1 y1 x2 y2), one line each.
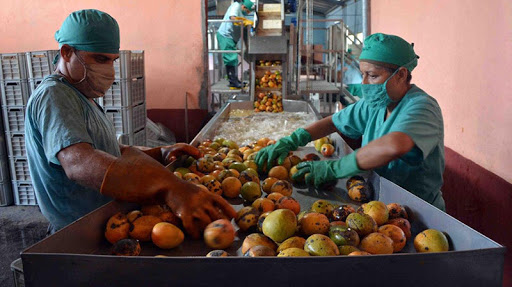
221 177 242 198
183 173 201 184
262 177 279 194
387 203 409 219
277 236 307 252
359 201 389 226
331 205 356 222
105 212 130 244
235 207 260 232
252 198 275 213
151 222 184 249
310 200 335 218
217 169 237 183
203 179 223 196
126 210 143 223
304 234 340 256
346 175 365 190
275 196 301 215
345 213 377 237
204 219 235 249
196 157 215 173
262 209 297 243
348 182 373 202
320 143 335 157
206 250 229 257
240 181 262 203
360 232 394 254
302 153 321 162
266 192 284 203
278 248 310 257
129 215 163 242
414 229 449 253
257 211 272 232
111 238 141 256
239 169 260 185
300 212 330 236
281 155 302 171
241 233 277 254
388 218 412 239
328 225 360 247
270 180 293 196
244 245 276 257
378 224 407 252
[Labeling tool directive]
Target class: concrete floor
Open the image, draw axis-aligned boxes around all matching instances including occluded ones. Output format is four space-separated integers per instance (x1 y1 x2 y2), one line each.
0 205 48 287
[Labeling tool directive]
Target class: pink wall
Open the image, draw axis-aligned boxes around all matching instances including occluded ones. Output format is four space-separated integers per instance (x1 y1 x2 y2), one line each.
371 0 512 183
0 0 206 110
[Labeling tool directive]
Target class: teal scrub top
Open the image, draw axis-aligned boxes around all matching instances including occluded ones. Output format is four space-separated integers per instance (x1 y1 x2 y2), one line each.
25 75 121 231
217 2 244 42
332 85 446 210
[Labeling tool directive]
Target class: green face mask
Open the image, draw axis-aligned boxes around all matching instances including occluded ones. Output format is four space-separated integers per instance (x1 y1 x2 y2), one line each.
361 69 399 109
242 10 248 16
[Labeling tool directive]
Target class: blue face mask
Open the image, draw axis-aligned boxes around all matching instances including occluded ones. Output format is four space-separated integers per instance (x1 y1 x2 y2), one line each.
361 69 399 109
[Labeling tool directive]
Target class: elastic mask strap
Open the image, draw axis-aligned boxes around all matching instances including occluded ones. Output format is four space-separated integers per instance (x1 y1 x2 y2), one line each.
73 50 87 84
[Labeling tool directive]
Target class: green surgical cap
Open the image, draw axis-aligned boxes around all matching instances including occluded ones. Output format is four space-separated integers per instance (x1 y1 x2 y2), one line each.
55 9 120 54
243 0 254 11
359 33 419 72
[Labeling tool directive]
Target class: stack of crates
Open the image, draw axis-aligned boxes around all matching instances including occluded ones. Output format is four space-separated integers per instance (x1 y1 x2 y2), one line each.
96 50 147 146
0 52 35 205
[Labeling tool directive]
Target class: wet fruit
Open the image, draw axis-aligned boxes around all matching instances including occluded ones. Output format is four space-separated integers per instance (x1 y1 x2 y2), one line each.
262 209 297 243
270 180 293 196
414 229 449 253
302 153 321 162
304 234 340 256
338 245 360 255
241 233 277 254
240 181 262 203
235 207 260 232
266 192 284 203
345 213 378 237
360 232 394 254
388 218 412 239
252 198 275 213
275 196 301 215
387 203 409 219
204 219 235 249
328 225 360 247
378 224 407 252
348 182 373 202
320 143 335 157
346 175 365 190
151 222 185 249
203 179 223 196
331 205 356 222
221 177 242 198
244 245 276 257
277 236 307 252
359 200 389 226
310 200 335 218
300 212 330 236
278 248 310 257
261 177 279 194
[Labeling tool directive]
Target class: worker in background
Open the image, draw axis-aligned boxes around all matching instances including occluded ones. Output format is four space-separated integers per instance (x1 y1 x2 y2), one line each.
24 9 236 237
256 33 446 211
217 0 254 89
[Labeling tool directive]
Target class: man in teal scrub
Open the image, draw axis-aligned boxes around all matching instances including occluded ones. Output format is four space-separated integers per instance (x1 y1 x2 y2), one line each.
25 9 236 237
217 0 254 89
256 33 446 210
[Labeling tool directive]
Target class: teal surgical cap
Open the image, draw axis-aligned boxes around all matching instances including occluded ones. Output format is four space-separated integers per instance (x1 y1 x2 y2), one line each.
243 0 254 11
55 9 120 54
359 33 419 72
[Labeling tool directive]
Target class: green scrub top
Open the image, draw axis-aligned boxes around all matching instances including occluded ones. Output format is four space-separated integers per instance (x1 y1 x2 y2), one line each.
332 85 446 210
25 75 121 231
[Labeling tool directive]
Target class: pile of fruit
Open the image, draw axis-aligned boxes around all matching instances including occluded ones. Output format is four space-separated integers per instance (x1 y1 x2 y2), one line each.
257 60 281 67
254 92 283 113
255 70 282 89
104 137 450 257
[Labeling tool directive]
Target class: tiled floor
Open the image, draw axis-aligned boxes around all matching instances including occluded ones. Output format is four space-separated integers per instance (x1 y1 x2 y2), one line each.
0 205 48 287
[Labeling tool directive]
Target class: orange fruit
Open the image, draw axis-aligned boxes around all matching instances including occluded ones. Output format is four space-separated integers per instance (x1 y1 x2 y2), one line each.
262 177 279 194
268 166 289 180
320 143 335 157
129 215 163 242
275 196 301 215
360 232 394 254
414 229 449 253
270 180 293 196
151 222 184 249
105 212 130 244
221 177 242 198
203 219 235 249
299 212 330 236
378 224 407 252
252 198 275 213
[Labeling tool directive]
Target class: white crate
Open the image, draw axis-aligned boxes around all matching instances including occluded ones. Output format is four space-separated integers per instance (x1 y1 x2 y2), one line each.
6 132 26 157
28 78 43 94
13 180 36 205
102 78 145 108
114 50 144 80
0 53 27 81
1 80 30 107
132 128 146 146
9 157 30 181
26 51 55 79
132 103 146 132
0 180 13 206
0 155 10 182
2 107 25 133
106 104 146 134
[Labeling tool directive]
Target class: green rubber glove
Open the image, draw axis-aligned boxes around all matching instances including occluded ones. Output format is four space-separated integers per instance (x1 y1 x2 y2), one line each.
255 128 311 172
292 151 362 188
